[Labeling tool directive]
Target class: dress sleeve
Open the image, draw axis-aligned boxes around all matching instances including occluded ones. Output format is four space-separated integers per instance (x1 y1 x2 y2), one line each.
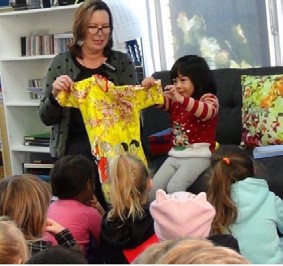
56 79 92 108
132 81 164 109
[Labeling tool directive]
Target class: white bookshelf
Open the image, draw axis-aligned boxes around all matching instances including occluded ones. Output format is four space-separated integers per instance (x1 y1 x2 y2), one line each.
0 5 79 174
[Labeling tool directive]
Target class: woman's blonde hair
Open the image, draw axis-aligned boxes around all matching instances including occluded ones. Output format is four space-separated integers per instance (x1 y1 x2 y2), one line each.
0 174 51 241
0 216 29 264
107 154 150 222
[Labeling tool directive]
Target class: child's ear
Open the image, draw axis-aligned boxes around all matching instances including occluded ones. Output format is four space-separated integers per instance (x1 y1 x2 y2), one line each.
146 178 153 192
86 179 94 192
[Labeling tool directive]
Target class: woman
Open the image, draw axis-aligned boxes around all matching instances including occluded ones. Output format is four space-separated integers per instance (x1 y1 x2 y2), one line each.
39 0 138 209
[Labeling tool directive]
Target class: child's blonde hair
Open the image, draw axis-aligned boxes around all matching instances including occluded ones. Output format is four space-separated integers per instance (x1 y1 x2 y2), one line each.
0 216 29 264
107 154 150 221
135 237 250 264
0 174 51 241
133 238 180 264
157 238 250 264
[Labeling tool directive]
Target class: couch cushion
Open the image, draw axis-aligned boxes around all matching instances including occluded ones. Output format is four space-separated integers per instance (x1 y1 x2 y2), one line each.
212 67 283 145
212 69 243 145
241 74 283 147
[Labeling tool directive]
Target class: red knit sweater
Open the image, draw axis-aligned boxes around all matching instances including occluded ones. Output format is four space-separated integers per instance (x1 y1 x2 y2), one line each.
163 93 219 150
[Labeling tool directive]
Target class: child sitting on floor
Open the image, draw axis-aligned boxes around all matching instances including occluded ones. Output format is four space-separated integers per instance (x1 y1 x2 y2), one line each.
149 189 240 253
97 154 156 264
0 216 29 264
43 155 104 261
207 144 283 264
0 174 77 256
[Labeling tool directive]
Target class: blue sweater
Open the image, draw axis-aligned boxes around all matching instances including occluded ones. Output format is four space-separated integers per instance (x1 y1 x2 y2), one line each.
230 177 283 264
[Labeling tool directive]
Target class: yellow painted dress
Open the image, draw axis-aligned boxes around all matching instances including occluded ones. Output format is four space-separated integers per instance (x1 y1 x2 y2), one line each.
56 74 164 184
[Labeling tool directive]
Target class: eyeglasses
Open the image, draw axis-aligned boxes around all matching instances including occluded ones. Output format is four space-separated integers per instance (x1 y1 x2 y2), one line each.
87 26 111 35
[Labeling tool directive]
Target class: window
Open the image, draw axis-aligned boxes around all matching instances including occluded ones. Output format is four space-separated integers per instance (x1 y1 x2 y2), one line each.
141 0 282 74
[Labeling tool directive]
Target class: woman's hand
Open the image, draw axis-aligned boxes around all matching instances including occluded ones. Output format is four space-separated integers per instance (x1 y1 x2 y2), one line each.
52 75 74 97
164 85 184 104
141 77 156 88
45 218 66 235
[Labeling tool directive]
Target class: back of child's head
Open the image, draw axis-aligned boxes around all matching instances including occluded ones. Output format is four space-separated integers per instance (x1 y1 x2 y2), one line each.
50 154 96 199
170 54 217 99
0 174 51 241
107 154 150 221
154 238 250 264
133 238 181 264
207 145 255 234
0 216 29 264
150 189 215 241
26 245 87 264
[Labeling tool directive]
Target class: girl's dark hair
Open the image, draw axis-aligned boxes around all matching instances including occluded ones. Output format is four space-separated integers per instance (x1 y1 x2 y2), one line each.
170 55 217 99
207 145 254 234
50 155 96 199
69 0 113 58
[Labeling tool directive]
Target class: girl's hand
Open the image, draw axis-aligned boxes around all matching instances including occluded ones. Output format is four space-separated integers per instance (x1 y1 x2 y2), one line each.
45 218 66 235
141 77 156 88
85 195 105 216
52 75 74 97
164 86 184 104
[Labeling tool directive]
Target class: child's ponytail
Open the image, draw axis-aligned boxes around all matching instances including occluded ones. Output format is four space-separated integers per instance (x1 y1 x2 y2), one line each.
207 145 255 234
208 158 238 234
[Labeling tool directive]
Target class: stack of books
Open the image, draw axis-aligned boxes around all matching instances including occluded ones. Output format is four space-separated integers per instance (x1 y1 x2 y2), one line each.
24 132 50 147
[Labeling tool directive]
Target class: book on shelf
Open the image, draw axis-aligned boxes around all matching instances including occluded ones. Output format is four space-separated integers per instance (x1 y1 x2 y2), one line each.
53 31 73 39
24 132 50 141
23 161 53 181
24 141 50 147
20 32 73 56
23 162 53 169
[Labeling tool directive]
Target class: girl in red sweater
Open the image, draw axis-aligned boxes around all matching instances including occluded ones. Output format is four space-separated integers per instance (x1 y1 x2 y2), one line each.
142 55 219 199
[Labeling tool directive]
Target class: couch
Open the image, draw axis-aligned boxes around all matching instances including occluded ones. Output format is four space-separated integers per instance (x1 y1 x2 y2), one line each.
141 66 283 198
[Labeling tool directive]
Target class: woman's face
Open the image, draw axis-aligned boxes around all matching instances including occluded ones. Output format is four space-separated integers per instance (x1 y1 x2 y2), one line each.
84 10 111 53
172 74 195 97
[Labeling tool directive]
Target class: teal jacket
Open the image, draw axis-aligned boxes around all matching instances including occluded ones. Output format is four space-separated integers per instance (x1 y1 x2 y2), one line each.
230 177 283 264
38 50 138 158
